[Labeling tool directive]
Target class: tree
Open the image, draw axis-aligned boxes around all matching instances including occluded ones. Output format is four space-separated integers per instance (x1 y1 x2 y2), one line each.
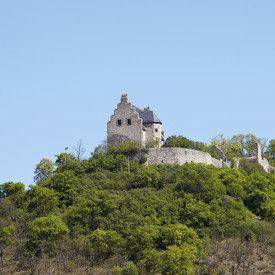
175 163 226 202
73 140 86 162
163 135 219 159
34 158 55 184
30 215 69 241
27 186 59 217
89 229 124 262
0 224 15 266
41 170 80 205
0 181 25 199
161 224 203 254
211 133 262 158
265 139 275 166
231 134 260 157
216 169 246 198
211 134 242 157
161 244 198 275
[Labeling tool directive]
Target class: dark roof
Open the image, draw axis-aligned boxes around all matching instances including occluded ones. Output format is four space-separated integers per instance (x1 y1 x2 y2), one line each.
133 106 162 124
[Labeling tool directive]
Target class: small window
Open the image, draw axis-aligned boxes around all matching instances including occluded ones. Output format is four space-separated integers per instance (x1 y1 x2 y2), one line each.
127 119 131 125
155 128 158 133
117 119 122 126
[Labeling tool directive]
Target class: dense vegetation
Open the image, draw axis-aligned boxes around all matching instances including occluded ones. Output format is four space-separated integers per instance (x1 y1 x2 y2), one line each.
0 137 275 274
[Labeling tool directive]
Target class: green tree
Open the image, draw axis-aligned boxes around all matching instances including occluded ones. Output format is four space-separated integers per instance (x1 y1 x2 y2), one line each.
128 225 160 260
34 158 55 184
161 244 198 275
89 229 124 262
112 262 139 275
216 168 246 198
161 224 203 255
54 152 78 172
175 163 226 202
163 135 219 158
137 248 161 274
27 186 59 217
265 139 275 166
0 182 25 199
211 133 242 157
42 170 80 205
30 215 69 241
0 224 15 266
231 133 260 157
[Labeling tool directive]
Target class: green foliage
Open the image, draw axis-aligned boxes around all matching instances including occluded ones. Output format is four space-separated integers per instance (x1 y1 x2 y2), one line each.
129 166 163 189
30 215 69 241
238 158 266 175
107 140 142 156
137 248 161 274
89 228 125 262
161 224 203 255
211 133 261 158
1 138 275 273
161 244 198 275
34 158 55 184
163 135 219 159
231 133 261 156
89 152 128 172
145 139 160 148
54 152 78 173
0 224 15 245
175 163 226 202
41 170 80 205
0 181 25 199
217 168 246 198
211 133 242 158
27 186 59 217
0 224 16 266
264 139 275 166
112 262 139 275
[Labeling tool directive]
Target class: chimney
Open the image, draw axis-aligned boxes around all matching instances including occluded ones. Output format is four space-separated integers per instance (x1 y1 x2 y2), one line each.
144 106 150 111
121 93 128 103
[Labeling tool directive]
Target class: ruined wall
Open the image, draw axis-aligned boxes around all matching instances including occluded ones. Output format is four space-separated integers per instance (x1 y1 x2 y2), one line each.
251 143 270 172
233 143 271 173
133 148 231 168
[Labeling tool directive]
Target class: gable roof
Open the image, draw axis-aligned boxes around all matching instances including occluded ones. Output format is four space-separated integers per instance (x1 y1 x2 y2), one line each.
133 106 162 124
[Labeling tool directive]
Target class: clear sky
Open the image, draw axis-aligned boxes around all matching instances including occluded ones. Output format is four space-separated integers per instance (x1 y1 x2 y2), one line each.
0 0 274 187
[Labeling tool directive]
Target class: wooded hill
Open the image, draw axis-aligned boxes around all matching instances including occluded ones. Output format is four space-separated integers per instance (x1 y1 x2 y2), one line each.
0 135 275 274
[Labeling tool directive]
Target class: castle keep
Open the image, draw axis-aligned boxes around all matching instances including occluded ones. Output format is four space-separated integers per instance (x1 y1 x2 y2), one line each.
107 94 165 147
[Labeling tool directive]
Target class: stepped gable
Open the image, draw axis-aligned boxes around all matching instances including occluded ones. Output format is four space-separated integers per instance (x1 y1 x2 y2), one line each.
107 94 164 147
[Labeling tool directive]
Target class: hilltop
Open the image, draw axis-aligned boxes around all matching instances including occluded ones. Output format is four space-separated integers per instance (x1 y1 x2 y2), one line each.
0 136 274 274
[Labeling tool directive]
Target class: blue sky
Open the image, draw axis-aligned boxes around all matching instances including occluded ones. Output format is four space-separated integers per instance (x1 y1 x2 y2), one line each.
1 0 274 187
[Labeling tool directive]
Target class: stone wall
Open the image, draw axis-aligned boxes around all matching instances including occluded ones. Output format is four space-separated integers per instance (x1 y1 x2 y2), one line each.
133 148 231 168
250 143 270 172
107 94 143 146
144 123 163 146
233 143 271 173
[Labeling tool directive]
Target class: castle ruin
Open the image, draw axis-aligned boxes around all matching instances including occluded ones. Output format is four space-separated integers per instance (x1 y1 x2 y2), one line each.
107 94 273 173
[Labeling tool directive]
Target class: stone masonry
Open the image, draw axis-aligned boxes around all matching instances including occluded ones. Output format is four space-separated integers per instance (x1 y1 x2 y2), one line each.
133 148 231 169
107 94 164 147
107 95 273 172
